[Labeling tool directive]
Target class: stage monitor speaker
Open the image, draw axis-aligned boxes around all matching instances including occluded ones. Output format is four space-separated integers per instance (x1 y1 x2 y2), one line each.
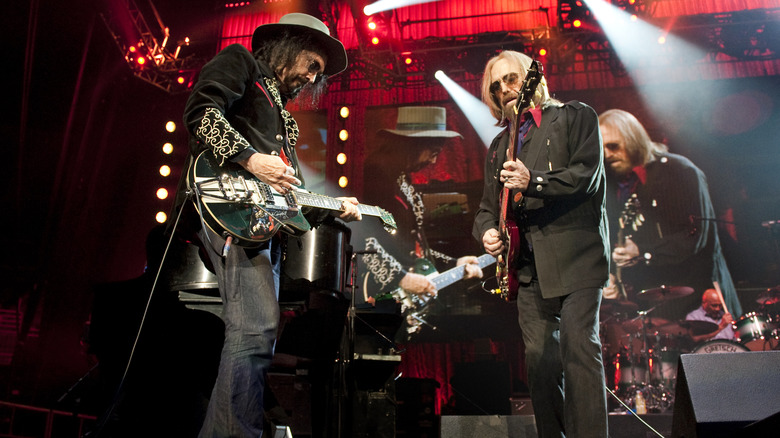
450 361 511 415
671 351 780 438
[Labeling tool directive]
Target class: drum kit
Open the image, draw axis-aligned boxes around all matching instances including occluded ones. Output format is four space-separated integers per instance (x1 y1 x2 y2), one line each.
600 285 780 413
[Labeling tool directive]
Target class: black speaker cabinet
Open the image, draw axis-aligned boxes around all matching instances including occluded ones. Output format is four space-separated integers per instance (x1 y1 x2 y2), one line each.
671 351 780 438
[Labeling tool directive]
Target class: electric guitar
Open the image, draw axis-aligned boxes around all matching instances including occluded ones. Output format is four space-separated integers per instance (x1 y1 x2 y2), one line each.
495 60 544 301
383 254 496 339
615 194 643 299
188 150 397 247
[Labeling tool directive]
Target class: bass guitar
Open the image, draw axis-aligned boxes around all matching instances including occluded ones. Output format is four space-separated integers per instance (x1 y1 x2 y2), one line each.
383 254 496 339
496 60 544 301
188 150 397 247
615 194 643 299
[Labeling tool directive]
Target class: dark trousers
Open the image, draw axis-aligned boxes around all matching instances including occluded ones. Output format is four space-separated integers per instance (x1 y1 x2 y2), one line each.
516 282 608 438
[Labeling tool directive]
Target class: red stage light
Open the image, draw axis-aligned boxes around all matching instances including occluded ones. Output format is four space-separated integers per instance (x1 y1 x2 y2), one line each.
538 48 547 56
573 19 582 28
371 37 380 45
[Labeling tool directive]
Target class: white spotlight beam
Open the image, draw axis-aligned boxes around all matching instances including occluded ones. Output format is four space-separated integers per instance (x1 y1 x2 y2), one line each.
434 70 503 148
583 0 707 77
364 0 442 16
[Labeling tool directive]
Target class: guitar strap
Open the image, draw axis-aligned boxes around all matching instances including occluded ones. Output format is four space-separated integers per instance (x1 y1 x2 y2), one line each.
397 173 455 264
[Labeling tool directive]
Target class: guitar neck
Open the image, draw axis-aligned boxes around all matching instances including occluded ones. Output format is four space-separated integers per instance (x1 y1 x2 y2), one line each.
293 191 384 218
430 254 496 290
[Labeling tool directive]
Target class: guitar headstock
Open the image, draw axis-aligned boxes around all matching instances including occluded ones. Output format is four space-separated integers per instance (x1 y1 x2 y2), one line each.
379 208 398 235
620 194 644 232
514 60 544 115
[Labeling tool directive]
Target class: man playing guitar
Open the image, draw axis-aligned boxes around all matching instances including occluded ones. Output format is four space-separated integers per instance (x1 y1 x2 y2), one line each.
474 50 611 437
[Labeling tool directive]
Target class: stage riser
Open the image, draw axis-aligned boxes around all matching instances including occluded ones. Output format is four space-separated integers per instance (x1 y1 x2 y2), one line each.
440 414 673 438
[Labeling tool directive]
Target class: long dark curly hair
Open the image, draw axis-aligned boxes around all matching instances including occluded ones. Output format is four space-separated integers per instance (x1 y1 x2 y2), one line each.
253 29 331 105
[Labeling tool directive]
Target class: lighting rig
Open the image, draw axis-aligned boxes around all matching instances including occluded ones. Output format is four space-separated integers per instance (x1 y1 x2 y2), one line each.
101 0 204 94
341 6 552 90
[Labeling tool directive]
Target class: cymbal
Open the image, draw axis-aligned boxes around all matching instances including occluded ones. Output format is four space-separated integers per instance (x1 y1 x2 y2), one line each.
656 321 688 335
756 288 780 305
680 320 719 336
637 285 694 301
621 317 671 333
600 299 639 314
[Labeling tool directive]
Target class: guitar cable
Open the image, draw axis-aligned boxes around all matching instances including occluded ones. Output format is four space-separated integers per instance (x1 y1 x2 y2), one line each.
85 190 192 437
605 385 666 438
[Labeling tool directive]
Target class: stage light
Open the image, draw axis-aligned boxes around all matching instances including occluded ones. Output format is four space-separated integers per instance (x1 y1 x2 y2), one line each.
338 129 349 141
434 70 503 148
337 153 347 165
559 0 596 32
156 188 169 200
371 37 380 45
159 165 171 177
364 0 442 16
538 48 548 56
177 76 185 84
368 21 377 31
339 106 350 119
338 176 348 188
162 143 173 154
165 121 176 133
137 56 146 66
156 211 167 223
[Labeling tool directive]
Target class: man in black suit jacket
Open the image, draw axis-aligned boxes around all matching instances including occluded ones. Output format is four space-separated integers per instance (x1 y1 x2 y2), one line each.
473 50 610 437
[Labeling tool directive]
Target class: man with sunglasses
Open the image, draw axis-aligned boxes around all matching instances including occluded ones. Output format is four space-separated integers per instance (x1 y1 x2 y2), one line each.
182 13 361 437
474 50 610 437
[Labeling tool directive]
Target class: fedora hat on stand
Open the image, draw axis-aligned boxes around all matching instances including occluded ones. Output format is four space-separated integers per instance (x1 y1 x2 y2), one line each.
252 13 348 76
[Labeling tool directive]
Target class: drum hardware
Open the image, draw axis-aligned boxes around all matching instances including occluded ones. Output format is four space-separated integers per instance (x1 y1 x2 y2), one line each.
636 285 694 302
732 311 778 351
609 307 678 412
678 320 719 336
600 299 639 319
605 307 697 414
691 338 749 354
755 286 780 305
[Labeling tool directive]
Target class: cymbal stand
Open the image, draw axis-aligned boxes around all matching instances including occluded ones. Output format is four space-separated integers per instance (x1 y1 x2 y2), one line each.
335 251 360 438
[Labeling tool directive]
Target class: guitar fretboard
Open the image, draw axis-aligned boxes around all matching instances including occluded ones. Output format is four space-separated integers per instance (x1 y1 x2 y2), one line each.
294 191 385 218
431 254 496 290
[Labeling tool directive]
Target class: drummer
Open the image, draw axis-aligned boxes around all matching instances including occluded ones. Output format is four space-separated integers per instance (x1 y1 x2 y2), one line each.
685 288 735 344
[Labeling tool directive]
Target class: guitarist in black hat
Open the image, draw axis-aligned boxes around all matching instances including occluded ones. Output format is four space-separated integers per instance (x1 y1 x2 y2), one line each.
357 106 485 337
182 13 361 437
473 50 610 437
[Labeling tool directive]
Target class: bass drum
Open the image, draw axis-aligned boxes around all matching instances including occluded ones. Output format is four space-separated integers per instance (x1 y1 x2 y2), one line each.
691 339 749 354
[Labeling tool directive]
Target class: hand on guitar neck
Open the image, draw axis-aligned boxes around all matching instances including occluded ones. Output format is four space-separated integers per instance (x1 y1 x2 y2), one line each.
499 159 530 191
238 153 362 222
399 272 438 297
398 256 485 297
482 228 504 257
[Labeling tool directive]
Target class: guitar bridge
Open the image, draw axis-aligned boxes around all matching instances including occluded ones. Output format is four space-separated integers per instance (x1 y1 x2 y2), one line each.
219 174 254 202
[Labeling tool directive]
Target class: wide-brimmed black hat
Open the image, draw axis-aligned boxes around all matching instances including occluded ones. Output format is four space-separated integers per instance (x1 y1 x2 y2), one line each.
378 106 463 138
251 13 348 77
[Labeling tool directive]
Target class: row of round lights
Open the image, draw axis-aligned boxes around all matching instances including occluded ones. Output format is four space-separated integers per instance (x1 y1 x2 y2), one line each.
155 121 177 223
337 106 349 188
